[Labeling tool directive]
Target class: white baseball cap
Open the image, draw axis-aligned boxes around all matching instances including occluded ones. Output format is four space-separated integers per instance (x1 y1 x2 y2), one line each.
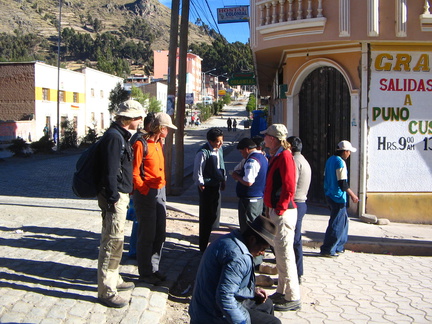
337 140 357 152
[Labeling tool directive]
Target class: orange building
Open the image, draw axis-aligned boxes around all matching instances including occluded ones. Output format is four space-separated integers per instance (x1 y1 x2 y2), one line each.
153 49 203 104
251 0 432 223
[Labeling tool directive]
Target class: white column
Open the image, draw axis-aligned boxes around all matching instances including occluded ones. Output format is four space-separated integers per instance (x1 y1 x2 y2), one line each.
396 0 407 37
297 0 303 19
368 0 379 37
265 3 271 25
288 0 294 21
306 0 312 19
317 0 323 17
272 0 278 24
279 0 286 22
339 0 350 37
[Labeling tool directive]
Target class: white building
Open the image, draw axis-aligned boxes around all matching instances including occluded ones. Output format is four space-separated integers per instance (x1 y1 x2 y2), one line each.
0 62 123 142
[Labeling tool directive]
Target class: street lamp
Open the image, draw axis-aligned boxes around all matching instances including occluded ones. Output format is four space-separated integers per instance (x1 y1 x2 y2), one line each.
201 68 216 100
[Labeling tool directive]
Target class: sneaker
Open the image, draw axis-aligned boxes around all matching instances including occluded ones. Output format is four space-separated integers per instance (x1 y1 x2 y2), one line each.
269 292 285 303
98 294 129 308
298 276 303 285
320 252 339 258
154 271 167 281
138 273 163 285
274 299 301 311
117 281 135 292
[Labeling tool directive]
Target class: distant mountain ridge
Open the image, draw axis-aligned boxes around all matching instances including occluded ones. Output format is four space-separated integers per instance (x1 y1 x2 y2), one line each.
0 0 212 63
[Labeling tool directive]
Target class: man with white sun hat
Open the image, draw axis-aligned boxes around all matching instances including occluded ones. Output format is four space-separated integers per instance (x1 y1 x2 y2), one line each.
320 140 359 258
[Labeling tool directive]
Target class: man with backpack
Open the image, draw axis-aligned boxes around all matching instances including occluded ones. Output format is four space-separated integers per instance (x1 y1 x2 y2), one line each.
96 99 145 308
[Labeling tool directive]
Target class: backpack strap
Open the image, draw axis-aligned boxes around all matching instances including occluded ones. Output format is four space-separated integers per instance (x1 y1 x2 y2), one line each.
130 131 148 179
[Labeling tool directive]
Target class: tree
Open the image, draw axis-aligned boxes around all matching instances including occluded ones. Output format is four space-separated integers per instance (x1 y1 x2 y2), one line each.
109 82 129 114
130 86 162 113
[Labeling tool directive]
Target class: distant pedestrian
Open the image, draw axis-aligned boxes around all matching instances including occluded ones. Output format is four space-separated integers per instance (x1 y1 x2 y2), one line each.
43 124 49 137
132 112 177 285
193 127 226 252
320 140 359 257
261 124 301 311
287 136 311 283
189 216 281 324
227 117 232 131
232 137 268 267
96 99 145 308
53 125 58 144
233 118 237 131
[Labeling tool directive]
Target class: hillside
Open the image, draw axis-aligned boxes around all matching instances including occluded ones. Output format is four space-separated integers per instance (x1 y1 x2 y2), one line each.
0 0 212 70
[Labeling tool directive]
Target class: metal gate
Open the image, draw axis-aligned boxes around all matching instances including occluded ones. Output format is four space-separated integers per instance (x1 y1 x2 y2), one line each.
299 66 351 205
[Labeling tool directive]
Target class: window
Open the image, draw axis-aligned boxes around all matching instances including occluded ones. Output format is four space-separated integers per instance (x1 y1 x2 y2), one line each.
59 91 65 102
73 92 78 103
100 113 104 130
91 88 95 97
42 88 49 101
100 90 104 98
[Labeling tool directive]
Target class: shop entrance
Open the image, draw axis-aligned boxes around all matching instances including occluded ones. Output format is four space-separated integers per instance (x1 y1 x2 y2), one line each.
299 66 351 205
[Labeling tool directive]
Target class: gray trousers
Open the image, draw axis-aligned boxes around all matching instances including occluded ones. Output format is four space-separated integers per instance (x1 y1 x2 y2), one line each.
133 187 166 277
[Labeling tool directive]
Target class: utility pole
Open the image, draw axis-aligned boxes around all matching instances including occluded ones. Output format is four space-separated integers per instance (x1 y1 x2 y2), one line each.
173 0 190 193
56 0 62 151
165 0 180 195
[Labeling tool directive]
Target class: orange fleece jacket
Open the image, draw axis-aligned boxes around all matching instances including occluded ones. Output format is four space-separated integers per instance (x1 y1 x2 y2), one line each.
132 139 166 195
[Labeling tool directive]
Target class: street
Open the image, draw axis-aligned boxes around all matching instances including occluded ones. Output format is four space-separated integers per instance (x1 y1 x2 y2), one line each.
1 101 432 323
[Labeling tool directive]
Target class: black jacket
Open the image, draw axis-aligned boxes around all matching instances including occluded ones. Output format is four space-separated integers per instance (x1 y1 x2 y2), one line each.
98 122 133 204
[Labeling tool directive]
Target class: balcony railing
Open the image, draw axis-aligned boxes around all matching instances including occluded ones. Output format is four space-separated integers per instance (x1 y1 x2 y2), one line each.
421 0 432 31
256 0 326 38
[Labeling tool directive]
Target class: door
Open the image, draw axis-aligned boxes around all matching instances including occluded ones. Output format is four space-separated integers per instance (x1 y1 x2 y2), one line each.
299 67 351 205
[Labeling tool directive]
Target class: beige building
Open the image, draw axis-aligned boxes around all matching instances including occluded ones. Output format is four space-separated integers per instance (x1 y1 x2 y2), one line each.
251 0 432 223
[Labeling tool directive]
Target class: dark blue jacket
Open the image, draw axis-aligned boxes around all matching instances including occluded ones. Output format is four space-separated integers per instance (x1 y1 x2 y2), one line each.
236 152 268 199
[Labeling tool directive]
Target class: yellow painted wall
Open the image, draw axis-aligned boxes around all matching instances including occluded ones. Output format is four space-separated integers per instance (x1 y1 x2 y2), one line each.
35 87 85 103
366 193 432 224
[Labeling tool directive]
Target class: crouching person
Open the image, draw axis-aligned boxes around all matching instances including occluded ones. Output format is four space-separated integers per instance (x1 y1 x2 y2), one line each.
189 216 282 324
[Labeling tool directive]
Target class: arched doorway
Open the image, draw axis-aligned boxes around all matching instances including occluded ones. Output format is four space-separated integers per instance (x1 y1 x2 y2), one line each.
299 66 351 205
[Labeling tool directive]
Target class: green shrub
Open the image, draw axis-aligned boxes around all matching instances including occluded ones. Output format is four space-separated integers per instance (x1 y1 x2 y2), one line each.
7 138 32 157
30 135 55 153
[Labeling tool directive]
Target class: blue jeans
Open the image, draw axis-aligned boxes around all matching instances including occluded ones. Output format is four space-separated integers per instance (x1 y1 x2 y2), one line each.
294 202 307 277
320 196 349 255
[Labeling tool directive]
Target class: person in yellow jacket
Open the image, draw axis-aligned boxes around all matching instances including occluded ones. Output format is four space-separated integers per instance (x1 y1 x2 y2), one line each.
132 112 177 285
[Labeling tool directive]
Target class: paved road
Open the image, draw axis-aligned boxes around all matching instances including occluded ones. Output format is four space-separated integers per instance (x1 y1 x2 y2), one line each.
1 101 432 323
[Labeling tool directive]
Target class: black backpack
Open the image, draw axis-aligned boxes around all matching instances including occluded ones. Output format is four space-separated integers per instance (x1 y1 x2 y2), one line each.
72 129 124 198
130 131 148 179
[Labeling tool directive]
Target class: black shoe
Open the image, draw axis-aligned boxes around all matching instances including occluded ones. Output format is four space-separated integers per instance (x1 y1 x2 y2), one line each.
320 252 339 258
138 273 163 285
298 276 302 285
154 271 167 281
274 299 301 311
269 292 285 303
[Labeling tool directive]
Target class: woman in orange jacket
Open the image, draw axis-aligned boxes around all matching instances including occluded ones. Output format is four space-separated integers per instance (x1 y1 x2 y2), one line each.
132 112 177 285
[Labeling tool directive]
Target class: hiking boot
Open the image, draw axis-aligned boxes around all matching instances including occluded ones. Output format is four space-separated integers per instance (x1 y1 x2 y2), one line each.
274 299 301 311
117 281 135 292
98 294 129 308
269 292 285 304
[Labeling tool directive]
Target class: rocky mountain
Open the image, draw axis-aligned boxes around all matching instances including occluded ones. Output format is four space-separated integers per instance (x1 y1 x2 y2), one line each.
0 0 212 61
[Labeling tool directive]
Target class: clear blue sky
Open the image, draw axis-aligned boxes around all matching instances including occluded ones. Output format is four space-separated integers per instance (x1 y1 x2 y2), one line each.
158 0 250 44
